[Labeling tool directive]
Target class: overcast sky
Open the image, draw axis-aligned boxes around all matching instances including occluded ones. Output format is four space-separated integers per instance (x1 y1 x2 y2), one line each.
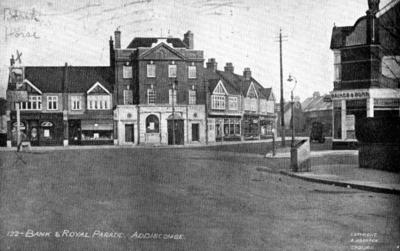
0 0 392 101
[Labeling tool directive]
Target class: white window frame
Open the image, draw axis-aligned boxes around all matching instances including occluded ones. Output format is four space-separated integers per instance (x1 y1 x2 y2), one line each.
188 66 196 79
148 89 156 104
169 89 177 105
123 90 133 105
189 90 196 105
71 96 82 110
147 64 156 78
47 96 58 110
123 65 132 79
211 95 225 110
169 64 177 78
21 95 42 110
87 95 110 110
334 51 341 81
228 97 238 110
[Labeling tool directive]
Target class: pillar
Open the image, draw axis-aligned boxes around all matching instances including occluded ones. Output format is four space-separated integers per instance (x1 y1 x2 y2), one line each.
341 100 347 140
367 97 374 117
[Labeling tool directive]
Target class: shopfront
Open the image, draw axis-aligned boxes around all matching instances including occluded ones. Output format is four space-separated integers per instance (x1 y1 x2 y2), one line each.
213 117 241 142
10 112 63 146
260 116 275 139
331 89 400 148
243 115 260 140
80 120 114 145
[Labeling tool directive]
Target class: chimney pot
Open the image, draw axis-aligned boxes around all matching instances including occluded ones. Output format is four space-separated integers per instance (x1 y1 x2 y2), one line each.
184 30 194 49
243 67 252 80
206 58 218 72
224 62 234 73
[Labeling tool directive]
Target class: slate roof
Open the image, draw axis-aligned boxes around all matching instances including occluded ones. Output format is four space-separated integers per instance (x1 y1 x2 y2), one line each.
301 94 332 112
203 68 241 95
127 38 188 49
9 66 113 93
330 26 353 49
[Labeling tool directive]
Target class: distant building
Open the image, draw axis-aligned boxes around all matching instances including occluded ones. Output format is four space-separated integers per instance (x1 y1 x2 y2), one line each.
276 99 306 137
301 92 333 137
330 0 400 149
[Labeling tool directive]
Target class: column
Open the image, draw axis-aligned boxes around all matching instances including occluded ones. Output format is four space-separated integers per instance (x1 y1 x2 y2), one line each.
341 100 347 140
367 97 374 117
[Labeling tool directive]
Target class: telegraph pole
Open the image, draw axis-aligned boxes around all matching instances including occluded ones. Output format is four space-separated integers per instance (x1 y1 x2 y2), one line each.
277 29 288 147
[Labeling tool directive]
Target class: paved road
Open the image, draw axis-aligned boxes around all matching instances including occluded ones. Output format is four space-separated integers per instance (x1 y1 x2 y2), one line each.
0 144 399 251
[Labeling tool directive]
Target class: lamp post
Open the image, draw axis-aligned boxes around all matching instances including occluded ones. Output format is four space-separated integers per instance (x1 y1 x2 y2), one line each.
171 79 178 145
287 74 297 148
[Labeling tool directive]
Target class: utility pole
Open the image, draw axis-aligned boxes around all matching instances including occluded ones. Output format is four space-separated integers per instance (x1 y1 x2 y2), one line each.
277 29 288 147
203 77 209 145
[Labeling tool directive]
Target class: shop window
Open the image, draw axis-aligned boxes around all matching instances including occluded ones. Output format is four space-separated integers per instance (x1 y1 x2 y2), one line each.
189 90 196 105
87 95 110 110
71 96 82 110
188 66 196 79
147 63 156 78
81 131 113 141
223 118 241 136
146 115 159 133
41 121 54 139
123 65 132 79
148 89 156 104
211 95 225 110
169 64 177 78
21 96 42 110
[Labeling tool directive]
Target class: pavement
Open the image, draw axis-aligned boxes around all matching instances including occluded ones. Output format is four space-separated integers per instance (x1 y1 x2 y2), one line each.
264 150 400 195
1 138 399 195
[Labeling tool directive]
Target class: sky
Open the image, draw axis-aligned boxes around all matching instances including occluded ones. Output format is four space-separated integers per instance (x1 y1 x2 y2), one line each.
0 0 393 101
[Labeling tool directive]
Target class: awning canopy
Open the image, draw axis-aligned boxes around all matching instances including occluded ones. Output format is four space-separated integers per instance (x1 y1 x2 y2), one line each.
81 120 113 130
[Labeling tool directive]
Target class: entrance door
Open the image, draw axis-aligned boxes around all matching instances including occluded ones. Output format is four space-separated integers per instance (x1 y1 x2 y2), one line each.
192 124 199 142
168 120 184 145
125 124 134 143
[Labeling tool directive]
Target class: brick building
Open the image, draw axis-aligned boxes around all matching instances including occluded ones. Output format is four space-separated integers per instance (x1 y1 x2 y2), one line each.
330 0 400 149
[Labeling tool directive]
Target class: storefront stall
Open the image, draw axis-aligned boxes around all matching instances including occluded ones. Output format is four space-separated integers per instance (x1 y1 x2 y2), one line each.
80 120 114 145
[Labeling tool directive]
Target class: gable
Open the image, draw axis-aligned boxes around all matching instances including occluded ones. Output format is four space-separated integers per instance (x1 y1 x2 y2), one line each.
212 80 228 95
16 79 42 94
87 82 110 94
139 43 186 60
246 82 258 98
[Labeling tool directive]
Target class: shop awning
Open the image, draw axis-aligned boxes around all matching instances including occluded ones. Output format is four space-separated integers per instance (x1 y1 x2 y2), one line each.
81 120 113 130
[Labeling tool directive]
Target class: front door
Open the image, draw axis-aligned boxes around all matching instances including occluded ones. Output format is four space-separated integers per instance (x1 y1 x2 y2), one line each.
192 124 199 142
125 124 134 143
168 120 184 145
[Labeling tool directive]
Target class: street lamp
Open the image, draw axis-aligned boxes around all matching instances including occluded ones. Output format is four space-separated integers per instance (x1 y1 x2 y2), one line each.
171 79 178 145
287 74 297 147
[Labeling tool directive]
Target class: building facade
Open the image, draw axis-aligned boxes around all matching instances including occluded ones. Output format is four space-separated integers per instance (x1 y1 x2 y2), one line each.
330 0 400 148
301 92 333 137
6 62 114 147
112 30 207 145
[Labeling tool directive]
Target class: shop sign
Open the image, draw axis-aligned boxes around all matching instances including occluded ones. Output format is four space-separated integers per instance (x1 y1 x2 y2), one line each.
331 91 369 100
41 121 54 127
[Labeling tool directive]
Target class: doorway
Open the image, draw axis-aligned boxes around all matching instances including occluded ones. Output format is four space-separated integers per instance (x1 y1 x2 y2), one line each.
192 123 199 142
168 120 184 145
125 124 134 143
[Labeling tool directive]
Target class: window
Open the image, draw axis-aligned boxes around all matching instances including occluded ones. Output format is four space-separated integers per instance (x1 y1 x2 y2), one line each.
146 115 160 133
189 90 196 105
148 89 156 104
229 97 238 110
250 99 257 112
169 89 177 105
211 95 225 110
71 96 82 110
123 90 133 105
123 65 132 79
223 118 241 136
169 65 177 78
147 64 156 78
334 51 341 81
260 99 267 113
87 95 110 110
188 66 196 79
47 96 58 110
21 96 42 110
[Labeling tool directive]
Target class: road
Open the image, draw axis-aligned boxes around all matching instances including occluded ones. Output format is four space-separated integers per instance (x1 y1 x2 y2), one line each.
0 142 399 251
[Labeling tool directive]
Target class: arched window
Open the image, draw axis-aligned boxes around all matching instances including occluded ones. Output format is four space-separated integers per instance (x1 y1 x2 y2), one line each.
146 115 159 133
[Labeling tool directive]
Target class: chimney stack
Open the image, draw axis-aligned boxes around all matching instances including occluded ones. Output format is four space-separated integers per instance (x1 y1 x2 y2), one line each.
243 68 252 80
368 0 380 13
115 29 121 49
313 92 320 99
10 55 15 66
206 58 218 72
224 62 234 73
183 30 194 49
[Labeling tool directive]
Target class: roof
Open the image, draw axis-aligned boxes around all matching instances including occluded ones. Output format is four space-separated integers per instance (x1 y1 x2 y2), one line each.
203 68 241 95
9 66 113 93
301 94 332 112
330 26 354 49
127 37 188 49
